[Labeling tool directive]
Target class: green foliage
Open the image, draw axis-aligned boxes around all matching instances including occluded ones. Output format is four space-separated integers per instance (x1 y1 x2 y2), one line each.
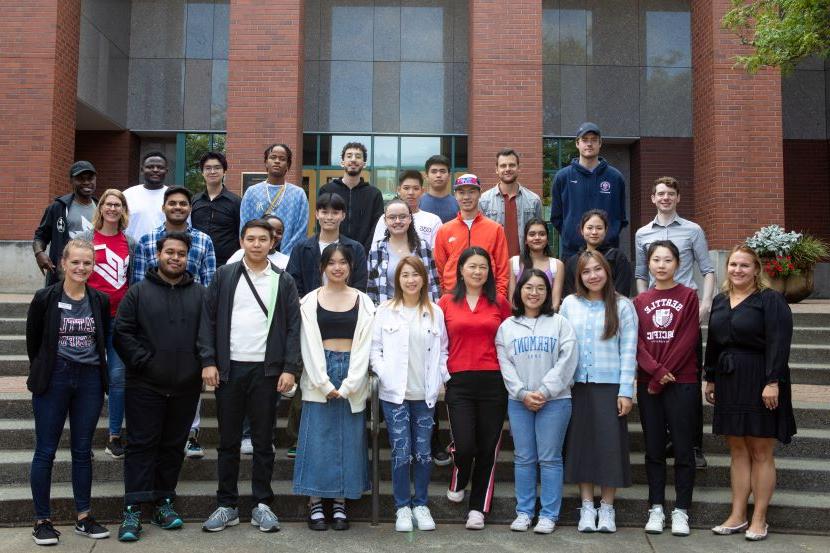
722 0 830 73
790 234 830 268
184 134 226 194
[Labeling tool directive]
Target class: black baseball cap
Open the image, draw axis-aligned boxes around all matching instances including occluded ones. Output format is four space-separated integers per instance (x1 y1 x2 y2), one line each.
163 186 193 203
576 122 601 139
69 161 96 177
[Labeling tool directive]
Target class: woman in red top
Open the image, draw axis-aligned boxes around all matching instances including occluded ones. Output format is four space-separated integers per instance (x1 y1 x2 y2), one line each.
438 246 511 530
80 189 137 459
633 240 699 537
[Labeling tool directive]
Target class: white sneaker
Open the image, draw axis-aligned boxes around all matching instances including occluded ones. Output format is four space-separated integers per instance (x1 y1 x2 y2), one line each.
412 506 435 531
671 509 690 536
534 517 555 534
510 512 532 532
597 503 617 533
395 507 413 532
240 438 253 455
578 504 597 532
446 488 465 503
465 510 485 530
645 505 665 534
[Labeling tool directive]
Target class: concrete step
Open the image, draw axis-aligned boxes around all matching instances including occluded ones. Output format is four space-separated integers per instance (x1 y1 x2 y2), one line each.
0 303 28 318
0 356 27 377
0 336 25 356
1 448 826 494
790 363 830 386
0 480 828 533
0 318 25 334
0 417 827 460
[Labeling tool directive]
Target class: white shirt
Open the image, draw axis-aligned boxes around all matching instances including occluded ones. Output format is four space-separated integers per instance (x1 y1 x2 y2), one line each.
230 259 276 362
402 306 426 401
226 248 288 270
371 210 442 249
123 185 168 241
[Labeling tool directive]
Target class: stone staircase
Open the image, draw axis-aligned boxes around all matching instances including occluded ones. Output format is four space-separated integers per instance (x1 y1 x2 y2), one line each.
1 299 829 534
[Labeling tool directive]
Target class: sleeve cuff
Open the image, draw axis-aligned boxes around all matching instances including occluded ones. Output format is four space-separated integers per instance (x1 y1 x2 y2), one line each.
320 381 336 396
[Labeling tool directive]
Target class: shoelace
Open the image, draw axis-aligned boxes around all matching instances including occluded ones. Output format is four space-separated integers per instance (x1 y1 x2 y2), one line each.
122 510 141 528
37 521 61 536
158 501 177 518
211 507 234 523
309 502 325 521
257 506 277 522
332 501 347 519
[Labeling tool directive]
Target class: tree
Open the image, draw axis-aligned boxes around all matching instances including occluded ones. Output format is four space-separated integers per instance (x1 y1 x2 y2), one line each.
722 0 830 73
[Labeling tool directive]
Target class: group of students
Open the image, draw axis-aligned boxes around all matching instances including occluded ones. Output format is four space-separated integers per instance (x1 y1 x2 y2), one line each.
26 128 796 546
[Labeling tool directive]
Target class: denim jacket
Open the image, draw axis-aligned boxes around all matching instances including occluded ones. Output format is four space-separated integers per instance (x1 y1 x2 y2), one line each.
479 184 543 241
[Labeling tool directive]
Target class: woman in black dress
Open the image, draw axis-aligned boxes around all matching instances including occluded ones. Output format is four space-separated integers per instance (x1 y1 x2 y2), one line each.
703 245 796 541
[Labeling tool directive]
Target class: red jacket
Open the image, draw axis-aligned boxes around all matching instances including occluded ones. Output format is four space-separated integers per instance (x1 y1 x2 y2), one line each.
433 212 509 297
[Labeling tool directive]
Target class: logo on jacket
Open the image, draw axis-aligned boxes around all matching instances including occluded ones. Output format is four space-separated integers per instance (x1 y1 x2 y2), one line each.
56 216 66 233
652 308 673 328
599 181 611 194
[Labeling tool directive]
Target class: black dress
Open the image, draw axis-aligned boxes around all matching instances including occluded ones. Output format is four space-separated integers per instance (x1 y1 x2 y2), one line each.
704 289 797 443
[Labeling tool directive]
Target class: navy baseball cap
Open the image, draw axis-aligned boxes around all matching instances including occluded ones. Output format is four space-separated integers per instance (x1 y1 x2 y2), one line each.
576 122 601 139
69 161 96 177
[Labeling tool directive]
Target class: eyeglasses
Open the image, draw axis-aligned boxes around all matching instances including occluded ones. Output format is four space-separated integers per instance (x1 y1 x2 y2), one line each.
203 165 224 173
385 214 411 222
103 202 123 209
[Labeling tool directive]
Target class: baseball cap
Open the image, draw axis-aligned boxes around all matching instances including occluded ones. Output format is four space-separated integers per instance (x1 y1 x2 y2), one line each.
454 173 481 190
69 161 96 177
576 122 601 139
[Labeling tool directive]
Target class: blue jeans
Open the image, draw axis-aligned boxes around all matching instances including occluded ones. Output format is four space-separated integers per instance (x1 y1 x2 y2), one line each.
31 358 104 519
106 319 125 437
507 397 571 520
380 399 434 509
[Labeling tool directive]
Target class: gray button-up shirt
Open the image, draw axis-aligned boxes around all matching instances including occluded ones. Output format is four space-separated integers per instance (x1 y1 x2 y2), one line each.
479 183 543 246
634 214 715 289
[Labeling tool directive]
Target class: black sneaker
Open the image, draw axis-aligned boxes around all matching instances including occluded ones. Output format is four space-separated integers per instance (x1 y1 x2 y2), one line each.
152 498 183 529
433 448 452 466
118 506 142 542
185 430 205 459
105 436 125 459
74 516 110 539
694 447 708 469
32 520 60 546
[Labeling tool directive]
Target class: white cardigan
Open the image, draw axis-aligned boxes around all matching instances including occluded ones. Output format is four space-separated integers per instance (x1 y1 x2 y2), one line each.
370 301 449 408
299 288 376 413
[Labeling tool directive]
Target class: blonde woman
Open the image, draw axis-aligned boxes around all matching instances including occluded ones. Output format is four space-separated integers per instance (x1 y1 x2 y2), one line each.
79 189 136 459
704 245 796 541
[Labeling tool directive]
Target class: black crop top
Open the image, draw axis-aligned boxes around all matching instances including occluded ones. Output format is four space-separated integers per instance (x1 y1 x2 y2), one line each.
317 299 359 340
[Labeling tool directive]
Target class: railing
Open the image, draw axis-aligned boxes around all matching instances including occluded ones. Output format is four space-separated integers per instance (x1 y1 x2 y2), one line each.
368 369 380 526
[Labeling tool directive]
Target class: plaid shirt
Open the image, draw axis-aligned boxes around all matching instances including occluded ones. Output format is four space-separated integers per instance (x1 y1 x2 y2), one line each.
132 223 216 286
559 294 638 398
367 238 440 305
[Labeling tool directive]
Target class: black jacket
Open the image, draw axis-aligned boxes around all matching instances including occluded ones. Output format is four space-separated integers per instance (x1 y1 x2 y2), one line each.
318 178 384 252
198 261 301 381
33 193 96 285
26 282 110 395
114 268 205 396
286 234 368 298
563 243 633 297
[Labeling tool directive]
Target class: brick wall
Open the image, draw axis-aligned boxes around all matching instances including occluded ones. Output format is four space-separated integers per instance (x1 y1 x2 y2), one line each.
75 131 140 192
691 0 784 250
223 0 305 196
0 0 81 240
630 138 695 230
784 139 830 242
468 0 543 196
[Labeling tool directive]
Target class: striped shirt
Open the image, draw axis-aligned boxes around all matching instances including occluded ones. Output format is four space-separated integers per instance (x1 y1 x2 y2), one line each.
559 294 638 398
133 223 216 286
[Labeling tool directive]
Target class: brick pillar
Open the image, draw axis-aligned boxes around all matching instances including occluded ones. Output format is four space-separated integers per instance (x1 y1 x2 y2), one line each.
0 1 81 240
224 0 304 195
468 0 543 195
691 0 784 249
75 131 140 192
630 138 695 229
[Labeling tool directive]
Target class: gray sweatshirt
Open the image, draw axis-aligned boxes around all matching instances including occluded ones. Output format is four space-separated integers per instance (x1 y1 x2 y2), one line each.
495 314 579 401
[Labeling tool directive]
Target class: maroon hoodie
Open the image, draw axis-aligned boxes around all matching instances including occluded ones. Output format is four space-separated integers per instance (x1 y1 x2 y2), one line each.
633 284 700 394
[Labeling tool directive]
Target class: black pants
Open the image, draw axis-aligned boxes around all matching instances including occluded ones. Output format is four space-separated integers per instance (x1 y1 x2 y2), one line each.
286 387 302 445
445 371 507 513
215 361 278 507
638 382 698 509
123 386 200 506
695 333 704 449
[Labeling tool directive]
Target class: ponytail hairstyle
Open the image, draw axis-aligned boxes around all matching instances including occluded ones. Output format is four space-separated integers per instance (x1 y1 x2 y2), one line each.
574 250 619 339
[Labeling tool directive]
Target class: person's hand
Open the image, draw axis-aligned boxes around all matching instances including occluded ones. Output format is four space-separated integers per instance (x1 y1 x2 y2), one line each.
326 389 341 400
522 392 545 412
277 373 296 393
617 396 633 417
35 252 55 275
704 382 715 405
698 301 712 325
762 383 779 410
658 373 676 386
202 365 220 388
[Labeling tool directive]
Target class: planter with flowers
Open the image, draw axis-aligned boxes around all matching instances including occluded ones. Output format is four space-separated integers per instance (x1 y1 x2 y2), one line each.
746 225 830 303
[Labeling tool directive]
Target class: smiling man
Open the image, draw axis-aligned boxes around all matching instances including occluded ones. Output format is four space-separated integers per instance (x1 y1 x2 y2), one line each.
33 161 98 285
124 152 170 241
479 148 543 257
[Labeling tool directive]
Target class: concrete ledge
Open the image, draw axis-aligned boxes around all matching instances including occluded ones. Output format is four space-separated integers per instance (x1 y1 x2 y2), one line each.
0 242 43 294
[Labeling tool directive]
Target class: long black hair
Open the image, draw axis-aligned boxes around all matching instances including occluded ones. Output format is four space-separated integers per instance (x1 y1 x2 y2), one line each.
512 268 554 318
384 198 419 252
519 217 552 271
452 246 497 305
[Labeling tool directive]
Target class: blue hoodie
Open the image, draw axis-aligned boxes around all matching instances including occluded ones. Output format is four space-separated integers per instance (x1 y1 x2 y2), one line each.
550 158 628 258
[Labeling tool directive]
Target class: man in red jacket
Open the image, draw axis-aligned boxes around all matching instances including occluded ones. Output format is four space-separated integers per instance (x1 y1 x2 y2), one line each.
433 174 509 297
